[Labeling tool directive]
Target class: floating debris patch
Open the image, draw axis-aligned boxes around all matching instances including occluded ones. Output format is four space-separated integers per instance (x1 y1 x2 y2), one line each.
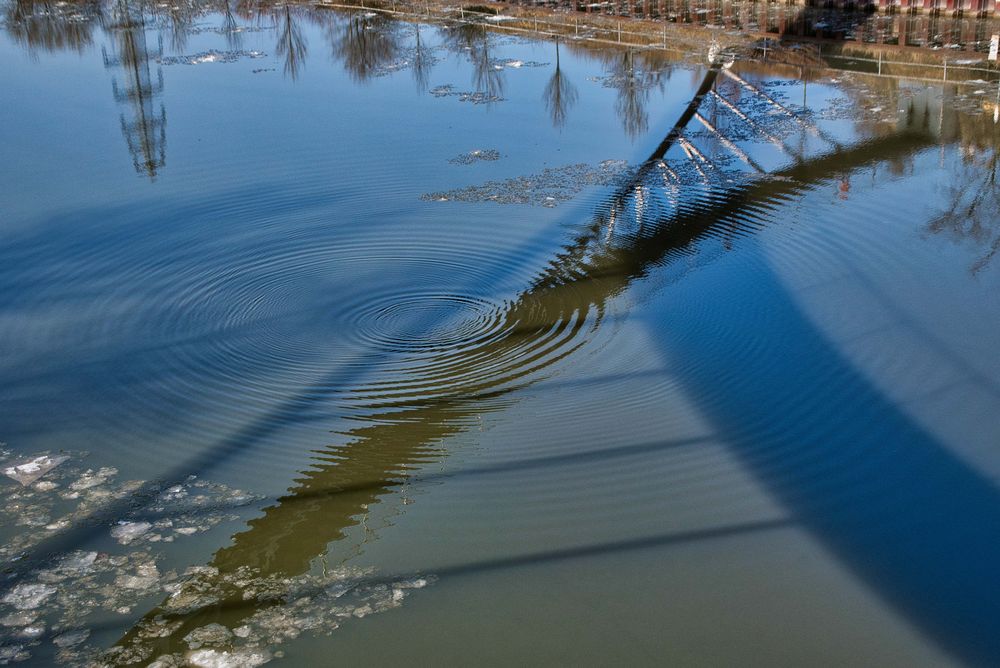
3 455 69 487
158 50 265 66
430 84 504 105
0 447 434 665
0 448 258 563
422 160 633 207
490 58 548 70
369 47 443 78
448 149 502 165
81 567 436 667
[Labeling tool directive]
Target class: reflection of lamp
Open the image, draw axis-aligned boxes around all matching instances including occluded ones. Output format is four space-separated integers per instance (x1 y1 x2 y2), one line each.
102 0 166 179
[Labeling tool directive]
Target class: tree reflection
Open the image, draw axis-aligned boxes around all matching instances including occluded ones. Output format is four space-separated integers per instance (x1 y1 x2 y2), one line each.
930 145 1000 274
274 5 307 80
330 9 400 84
442 21 504 102
542 40 577 129
411 23 432 93
3 0 98 54
219 0 242 49
606 49 665 139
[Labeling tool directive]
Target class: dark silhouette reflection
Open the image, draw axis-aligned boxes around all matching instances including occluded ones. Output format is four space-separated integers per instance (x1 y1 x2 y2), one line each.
274 5 307 80
329 9 400 83
442 20 504 101
3 0 99 53
930 138 1000 274
411 23 432 93
219 0 242 49
542 40 577 129
102 0 166 179
162 1 191 52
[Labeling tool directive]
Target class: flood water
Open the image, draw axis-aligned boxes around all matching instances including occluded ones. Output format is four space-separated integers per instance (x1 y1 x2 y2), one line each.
2 1 1000 665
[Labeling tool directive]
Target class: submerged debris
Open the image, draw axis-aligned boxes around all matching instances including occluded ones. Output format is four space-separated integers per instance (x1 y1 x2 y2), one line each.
448 149 501 165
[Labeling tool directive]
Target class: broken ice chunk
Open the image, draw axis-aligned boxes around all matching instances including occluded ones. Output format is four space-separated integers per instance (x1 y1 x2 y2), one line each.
0 611 38 627
2 454 69 486
183 623 233 649
110 521 152 545
186 648 272 667
53 629 90 648
2 583 56 610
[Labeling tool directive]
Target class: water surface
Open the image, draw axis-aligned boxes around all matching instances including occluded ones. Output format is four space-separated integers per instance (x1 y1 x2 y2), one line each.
2 2 1000 665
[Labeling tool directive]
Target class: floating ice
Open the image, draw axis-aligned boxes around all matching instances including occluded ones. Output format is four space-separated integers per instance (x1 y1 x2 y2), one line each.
110 521 152 545
429 84 503 105
184 623 234 649
0 449 430 665
115 561 159 590
2 584 56 610
186 648 272 667
0 644 29 664
158 50 266 66
52 629 89 648
448 149 501 165
0 611 38 627
422 160 633 206
3 454 69 486
70 467 116 491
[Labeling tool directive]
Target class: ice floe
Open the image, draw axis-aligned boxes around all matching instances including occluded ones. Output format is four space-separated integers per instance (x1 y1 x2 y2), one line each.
0 446 434 665
448 148 502 165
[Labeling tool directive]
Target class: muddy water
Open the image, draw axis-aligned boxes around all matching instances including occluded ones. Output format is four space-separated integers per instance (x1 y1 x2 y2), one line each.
2 2 1000 666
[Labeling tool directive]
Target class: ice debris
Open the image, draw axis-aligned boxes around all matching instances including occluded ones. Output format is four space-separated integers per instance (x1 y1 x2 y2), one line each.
0 447 434 666
422 160 633 206
1 584 56 610
186 647 272 668
110 521 152 545
448 148 501 165
430 84 503 105
158 50 265 66
3 454 68 487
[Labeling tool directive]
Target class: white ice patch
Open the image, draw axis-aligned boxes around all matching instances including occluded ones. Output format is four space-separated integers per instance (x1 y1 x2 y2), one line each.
186 648 273 667
110 521 152 545
3 455 69 486
2 584 57 610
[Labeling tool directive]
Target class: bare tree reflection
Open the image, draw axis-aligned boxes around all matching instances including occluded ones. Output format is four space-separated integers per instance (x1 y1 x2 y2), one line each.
274 5 307 80
930 145 1000 274
606 49 665 139
4 0 98 54
411 23 432 93
442 21 504 102
219 0 242 49
330 9 400 84
163 1 192 52
542 40 577 129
